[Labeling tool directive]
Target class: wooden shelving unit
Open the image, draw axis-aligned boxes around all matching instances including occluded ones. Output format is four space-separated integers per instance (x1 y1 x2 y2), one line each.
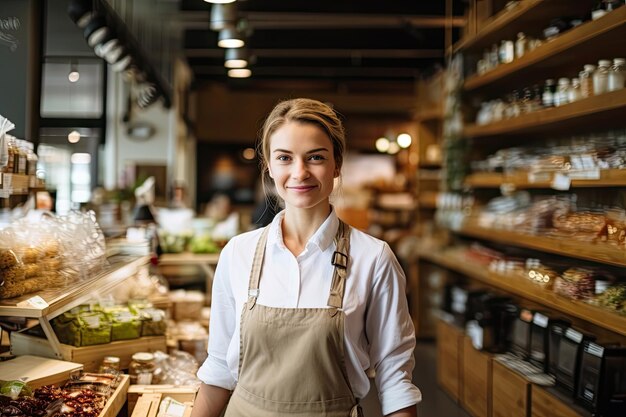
453 0 596 54
464 6 626 95
416 247 626 337
465 169 626 188
464 88 626 138
458 223 626 268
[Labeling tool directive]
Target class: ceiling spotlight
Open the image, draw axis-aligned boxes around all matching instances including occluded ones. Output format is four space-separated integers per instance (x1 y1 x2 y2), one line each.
397 133 412 148
218 27 244 48
83 16 109 47
68 60 80 83
375 137 390 153
68 130 81 144
105 45 125 64
67 0 94 28
228 68 251 78
204 0 237 4
210 3 238 31
112 55 132 72
224 48 248 68
96 35 119 58
387 142 400 155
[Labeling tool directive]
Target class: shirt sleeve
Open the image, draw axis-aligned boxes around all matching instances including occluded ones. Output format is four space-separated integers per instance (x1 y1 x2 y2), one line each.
366 242 422 415
196 239 238 390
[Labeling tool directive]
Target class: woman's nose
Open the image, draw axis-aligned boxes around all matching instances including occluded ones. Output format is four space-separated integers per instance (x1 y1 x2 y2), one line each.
291 159 309 180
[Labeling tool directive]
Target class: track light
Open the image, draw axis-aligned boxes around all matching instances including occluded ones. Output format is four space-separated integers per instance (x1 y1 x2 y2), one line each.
397 133 412 148
67 0 94 28
224 48 248 68
68 130 81 144
96 34 119 58
228 68 251 78
112 55 132 72
204 0 236 4
218 27 244 48
105 45 125 64
210 3 238 31
83 16 109 47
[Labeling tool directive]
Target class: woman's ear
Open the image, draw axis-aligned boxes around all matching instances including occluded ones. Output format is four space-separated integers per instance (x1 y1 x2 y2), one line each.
334 166 340 178
268 167 274 179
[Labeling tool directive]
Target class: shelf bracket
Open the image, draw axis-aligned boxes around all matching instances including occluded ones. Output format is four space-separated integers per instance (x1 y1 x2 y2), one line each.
38 317 64 359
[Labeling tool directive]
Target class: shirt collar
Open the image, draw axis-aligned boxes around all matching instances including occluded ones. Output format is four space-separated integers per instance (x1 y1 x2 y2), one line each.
267 207 339 253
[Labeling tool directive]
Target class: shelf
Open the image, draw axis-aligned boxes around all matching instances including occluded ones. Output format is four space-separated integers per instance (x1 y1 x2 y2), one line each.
465 169 626 188
458 223 626 267
464 6 626 95
0 255 149 318
464 88 626 139
453 0 596 54
416 246 626 337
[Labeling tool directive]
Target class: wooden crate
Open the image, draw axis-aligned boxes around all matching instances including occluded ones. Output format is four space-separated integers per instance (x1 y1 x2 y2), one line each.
0 355 83 388
10 332 167 372
99 374 131 417
531 385 585 417
127 385 198 415
130 392 194 417
492 360 530 417
436 318 464 402
462 336 492 417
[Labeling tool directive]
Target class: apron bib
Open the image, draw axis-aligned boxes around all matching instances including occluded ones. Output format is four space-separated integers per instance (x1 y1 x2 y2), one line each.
225 221 362 417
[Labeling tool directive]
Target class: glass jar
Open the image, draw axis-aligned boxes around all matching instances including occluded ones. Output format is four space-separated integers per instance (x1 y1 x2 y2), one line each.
499 39 514 64
579 64 596 98
542 79 556 107
607 58 625 92
99 356 121 375
129 352 156 385
568 78 582 103
515 32 528 59
554 78 570 107
593 59 612 95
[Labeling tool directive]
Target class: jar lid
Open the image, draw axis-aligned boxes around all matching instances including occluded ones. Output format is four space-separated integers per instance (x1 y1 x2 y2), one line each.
598 59 612 67
558 77 570 84
614 58 625 64
584 64 597 71
104 356 120 364
132 352 154 362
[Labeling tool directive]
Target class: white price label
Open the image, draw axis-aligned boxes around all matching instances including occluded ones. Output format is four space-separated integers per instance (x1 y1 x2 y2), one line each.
551 172 571 190
17 296 49 309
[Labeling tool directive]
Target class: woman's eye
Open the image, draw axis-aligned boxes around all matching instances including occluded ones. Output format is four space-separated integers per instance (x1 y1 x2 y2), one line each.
276 155 290 161
309 154 325 161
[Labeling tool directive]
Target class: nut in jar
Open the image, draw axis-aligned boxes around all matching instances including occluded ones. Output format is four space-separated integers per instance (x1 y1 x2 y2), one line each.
129 352 156 385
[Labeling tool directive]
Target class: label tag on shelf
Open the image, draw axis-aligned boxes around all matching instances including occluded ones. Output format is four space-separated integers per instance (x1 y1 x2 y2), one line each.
551 172 571 190
17 295 49 309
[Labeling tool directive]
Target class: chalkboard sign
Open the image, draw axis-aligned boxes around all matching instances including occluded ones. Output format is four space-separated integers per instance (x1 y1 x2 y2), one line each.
0 0 35 139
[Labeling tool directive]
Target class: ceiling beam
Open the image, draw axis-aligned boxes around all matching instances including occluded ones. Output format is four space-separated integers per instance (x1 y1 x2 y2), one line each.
185 48 444 59
173 11 465 30
193 66 420 78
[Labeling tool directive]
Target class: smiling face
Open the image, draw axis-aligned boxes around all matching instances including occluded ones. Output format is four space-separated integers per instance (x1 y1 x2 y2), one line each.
268 121 339 213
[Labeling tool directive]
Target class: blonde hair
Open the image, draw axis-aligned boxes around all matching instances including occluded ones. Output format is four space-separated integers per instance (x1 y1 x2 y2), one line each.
257 98 346 186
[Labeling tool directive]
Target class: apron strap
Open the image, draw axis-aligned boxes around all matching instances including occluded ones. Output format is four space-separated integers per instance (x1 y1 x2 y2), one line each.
247 225 271 310
327 220 351 316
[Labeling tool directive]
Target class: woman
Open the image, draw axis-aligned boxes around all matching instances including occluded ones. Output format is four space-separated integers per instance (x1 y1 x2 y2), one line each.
193 98 421 417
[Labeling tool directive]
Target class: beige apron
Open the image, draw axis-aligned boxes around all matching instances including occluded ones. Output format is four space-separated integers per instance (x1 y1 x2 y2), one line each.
225 221 363 417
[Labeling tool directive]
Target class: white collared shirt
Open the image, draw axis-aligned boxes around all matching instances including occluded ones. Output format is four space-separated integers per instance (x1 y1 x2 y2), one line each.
197 209 422 415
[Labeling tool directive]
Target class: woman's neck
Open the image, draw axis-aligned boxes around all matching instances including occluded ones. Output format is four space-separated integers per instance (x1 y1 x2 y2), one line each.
281 205 331 256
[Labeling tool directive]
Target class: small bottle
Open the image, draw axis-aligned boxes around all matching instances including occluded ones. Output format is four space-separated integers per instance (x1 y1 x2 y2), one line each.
554 78 570 107
129 352 156 385
515 32 528 59
593 59 612 95
592 0 608 20
542 79 556 107
520 87 533 113
490 44 499 68
532 84 544 111
607 58 625 91
579 64 596 98
568 78 582 103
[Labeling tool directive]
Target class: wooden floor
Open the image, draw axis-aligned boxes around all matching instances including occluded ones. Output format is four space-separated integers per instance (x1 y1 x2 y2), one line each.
361 340 471 417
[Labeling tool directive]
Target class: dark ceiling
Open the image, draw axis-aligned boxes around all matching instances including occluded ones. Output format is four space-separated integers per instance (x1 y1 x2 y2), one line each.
176 0 467 88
